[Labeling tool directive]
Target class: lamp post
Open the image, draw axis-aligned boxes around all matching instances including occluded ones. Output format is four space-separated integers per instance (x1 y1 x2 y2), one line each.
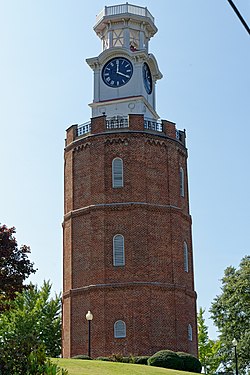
232 338 239 375
85 310 93 357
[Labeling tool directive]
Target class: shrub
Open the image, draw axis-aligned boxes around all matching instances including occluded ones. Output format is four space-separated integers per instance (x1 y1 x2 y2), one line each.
26 347 69 375
148 350 202 373
148 350 183 370
95 357 112 361
133 356 150 365
177 352 202 373
102 353 134 363
121 356 131 363
71 355 92 360
108 353 124 362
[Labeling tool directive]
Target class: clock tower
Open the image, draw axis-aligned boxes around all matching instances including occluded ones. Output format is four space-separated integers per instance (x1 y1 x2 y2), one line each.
63 3 198 359
86 4 162 121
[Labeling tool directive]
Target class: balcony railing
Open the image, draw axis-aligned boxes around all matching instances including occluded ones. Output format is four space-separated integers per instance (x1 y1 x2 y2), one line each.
77 121 91 136
76 118 184 143
144 118 163 132
106 116 129 130
176 129 186 144
96 3 154 24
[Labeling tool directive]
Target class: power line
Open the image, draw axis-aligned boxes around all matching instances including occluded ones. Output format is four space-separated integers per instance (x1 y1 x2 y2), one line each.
227 0 250 36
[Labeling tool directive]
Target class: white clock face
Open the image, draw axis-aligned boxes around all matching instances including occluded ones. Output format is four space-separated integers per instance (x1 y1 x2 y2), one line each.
102 57 133 87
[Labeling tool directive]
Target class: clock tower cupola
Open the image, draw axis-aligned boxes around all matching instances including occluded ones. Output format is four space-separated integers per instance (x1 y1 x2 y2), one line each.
86 3 162 121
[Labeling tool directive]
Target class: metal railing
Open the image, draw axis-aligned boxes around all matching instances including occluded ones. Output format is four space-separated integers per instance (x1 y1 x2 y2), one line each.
106 116 129 129
77 121 91 136
76 118 184 142
96 3 154 24
144 118 163 132
176 129 185 144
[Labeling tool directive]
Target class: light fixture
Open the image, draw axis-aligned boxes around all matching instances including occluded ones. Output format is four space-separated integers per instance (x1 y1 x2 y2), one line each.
86 310 93 321
85 310 93 357
232 338 237 347
232 338 239 375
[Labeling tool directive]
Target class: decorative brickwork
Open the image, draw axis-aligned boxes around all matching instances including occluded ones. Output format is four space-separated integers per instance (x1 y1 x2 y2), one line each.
63 115 198 358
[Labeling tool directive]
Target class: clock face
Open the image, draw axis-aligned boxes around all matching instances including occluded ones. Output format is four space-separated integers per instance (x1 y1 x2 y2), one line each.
102 57 133 88
143 62 152 94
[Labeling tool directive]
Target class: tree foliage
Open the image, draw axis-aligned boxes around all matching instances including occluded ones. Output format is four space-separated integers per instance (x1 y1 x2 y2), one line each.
0 281 61 374
0 224 36 310
210 256 250 374
197 307 221 374
198 307 210 372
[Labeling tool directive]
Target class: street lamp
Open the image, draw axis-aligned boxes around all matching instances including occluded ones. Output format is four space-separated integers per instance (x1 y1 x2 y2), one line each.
232 338 239 375
86 310 93 357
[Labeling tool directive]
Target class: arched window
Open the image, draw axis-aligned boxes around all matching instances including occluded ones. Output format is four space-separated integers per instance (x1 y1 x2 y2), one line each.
188 324 193 341
180 166 185 197
112 158 123 188
113 234 125 266
184 241 189 272
114 320 126 338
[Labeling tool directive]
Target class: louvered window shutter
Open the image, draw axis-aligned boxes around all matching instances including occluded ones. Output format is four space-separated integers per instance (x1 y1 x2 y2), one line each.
114 320 126 338
113 235 125 266
180 166 184 197
112 158 123 188
188 324 193 341
184 241 189 272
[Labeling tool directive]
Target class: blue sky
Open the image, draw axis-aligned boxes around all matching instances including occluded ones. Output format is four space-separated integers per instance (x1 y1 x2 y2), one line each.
0 0 249 339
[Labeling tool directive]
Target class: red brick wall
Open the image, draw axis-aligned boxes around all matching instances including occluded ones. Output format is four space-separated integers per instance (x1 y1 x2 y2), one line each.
63 286 197 357
91 115 106 134
62 115 198 358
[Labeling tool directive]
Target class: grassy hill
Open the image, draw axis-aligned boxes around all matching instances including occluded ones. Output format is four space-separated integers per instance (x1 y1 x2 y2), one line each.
53 358 198 375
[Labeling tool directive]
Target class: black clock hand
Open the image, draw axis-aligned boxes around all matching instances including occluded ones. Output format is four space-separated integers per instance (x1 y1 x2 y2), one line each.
117 72 130 78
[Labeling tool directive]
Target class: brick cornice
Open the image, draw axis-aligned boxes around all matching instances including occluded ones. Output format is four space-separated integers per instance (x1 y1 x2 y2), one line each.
63 202 192 223
63 281 197 299
65 129 188 155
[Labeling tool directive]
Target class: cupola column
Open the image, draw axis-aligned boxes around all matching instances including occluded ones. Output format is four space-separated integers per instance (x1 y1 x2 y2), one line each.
107 29 113 49
139 29 145 50
93 67 100 102
123 27 130 49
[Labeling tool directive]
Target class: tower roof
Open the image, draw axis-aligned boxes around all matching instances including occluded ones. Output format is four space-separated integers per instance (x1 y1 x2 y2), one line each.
94 3 157 38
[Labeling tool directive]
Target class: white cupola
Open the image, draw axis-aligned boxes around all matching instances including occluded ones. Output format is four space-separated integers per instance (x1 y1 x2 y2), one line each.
94 2 157 52
86 3 162 121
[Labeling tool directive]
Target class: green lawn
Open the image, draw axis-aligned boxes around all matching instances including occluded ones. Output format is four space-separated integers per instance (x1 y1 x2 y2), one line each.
53 359 197 375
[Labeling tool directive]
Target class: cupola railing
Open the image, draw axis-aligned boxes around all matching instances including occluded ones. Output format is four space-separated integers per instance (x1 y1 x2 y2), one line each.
96 3 154 24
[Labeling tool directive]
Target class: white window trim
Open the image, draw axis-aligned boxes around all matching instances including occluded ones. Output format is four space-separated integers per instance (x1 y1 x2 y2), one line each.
188 324 193 341
112 158 124 188
184 241 189 272
113 234 125 266
114 320 126 338
180 166 185 197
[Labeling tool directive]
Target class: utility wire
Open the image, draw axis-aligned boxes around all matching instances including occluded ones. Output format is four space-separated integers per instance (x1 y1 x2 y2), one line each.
227 0 250 36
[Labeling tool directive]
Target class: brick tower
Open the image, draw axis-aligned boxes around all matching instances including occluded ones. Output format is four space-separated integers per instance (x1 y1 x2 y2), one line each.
62 3 197 358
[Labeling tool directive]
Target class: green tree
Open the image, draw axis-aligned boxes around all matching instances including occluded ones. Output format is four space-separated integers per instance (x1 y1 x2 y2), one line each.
198 307 210 373
210 256 250 374
0 224 36 311
0 281 61 374
197 307 221 374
